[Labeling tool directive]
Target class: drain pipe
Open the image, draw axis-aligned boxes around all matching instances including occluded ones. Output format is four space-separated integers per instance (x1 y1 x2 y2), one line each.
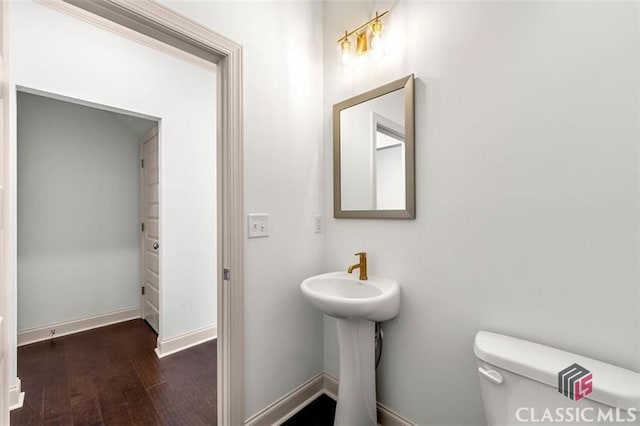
375 321 384 368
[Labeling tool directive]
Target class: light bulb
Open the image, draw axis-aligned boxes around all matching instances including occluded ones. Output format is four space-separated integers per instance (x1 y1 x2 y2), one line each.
370 19 385 59
371 33 382 49
340 38 352 66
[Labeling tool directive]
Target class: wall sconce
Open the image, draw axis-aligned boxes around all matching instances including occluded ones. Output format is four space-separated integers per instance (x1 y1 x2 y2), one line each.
338 11 389 66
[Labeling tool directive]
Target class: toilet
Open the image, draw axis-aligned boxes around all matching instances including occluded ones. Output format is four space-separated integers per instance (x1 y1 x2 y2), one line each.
474 331 640 426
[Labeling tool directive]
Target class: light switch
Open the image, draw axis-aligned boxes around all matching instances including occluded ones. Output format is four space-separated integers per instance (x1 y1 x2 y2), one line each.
314 215 323 233
248 213 269 238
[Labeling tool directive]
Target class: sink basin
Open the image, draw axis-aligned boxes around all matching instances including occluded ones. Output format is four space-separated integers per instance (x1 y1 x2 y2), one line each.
300 271 400 321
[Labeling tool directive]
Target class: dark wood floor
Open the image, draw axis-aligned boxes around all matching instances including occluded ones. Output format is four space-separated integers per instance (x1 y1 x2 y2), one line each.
10 319 216 426
282 394 336 426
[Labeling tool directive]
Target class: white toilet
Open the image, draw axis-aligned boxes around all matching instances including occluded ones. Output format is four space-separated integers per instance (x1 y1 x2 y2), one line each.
474 331 640 426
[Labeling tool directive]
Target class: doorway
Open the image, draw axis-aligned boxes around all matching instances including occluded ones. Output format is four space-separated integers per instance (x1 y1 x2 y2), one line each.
16 91 159 342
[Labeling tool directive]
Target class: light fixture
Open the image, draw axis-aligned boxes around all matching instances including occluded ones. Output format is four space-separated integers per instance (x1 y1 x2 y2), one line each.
338 10 389 66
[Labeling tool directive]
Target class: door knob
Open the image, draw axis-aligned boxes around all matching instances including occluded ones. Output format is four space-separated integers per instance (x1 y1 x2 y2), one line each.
153 243 159 250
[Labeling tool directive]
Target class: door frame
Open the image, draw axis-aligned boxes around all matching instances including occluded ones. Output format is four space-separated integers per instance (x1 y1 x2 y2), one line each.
1 1 244 424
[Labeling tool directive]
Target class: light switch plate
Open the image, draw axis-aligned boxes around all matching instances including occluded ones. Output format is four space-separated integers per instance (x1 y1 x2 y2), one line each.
248 213 269 238
314 215 323 233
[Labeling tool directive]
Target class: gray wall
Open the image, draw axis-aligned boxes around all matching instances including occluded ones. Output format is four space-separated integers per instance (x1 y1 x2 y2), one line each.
323 2 639 424
17 92 154 331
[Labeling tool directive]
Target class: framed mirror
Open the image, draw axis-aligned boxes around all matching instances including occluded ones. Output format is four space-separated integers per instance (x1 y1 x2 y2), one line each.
333 74 415 219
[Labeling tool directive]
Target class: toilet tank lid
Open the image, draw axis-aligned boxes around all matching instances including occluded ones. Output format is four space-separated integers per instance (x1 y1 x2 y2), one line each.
474 331 640 410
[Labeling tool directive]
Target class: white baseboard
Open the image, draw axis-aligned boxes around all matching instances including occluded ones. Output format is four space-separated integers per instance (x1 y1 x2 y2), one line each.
245 373 326 426
252 372 415 426
376 402 416 426
17 306 141 346
9 377 24 411
323 373 339 398
154 324 217 358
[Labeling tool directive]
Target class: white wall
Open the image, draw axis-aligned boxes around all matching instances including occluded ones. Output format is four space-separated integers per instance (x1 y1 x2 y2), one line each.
157 1 325 419
323 1 639 424
8 0 217 387
17 92 151 331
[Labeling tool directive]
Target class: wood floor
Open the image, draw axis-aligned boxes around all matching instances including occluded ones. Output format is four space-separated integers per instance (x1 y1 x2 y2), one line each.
10 319 216 426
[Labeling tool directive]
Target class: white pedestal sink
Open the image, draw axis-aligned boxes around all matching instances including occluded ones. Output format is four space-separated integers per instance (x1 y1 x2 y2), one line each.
300 272 400 426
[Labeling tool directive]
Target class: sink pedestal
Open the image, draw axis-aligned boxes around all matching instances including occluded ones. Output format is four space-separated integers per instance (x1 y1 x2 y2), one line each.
335 318 377 426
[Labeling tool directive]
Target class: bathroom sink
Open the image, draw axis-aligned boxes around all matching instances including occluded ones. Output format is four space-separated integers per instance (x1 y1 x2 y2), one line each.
300 272 400 321
302 270 401 424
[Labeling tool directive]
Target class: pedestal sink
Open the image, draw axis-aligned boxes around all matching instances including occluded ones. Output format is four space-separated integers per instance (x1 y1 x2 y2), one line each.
300 272 400 426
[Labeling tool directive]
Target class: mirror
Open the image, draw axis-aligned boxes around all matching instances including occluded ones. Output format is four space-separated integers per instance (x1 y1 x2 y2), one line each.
333 74 415 219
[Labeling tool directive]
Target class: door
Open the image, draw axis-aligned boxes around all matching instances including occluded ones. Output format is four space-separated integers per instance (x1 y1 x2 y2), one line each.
141 128 160 334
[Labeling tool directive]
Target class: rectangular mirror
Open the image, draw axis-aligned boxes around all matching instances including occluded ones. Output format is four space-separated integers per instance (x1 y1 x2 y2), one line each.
333 74 415 219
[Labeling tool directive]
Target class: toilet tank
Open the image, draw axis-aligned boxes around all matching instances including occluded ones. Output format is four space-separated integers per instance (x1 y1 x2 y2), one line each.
474 331 640 426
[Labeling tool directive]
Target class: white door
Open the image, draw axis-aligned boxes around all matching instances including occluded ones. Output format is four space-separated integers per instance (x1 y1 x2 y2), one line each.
141 129 160 334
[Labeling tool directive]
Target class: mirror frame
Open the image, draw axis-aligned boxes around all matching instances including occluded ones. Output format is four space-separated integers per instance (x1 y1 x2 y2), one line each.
333 74 415 219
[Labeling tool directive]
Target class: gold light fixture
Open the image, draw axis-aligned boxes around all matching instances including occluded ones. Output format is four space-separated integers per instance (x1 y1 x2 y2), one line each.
338 10 389 66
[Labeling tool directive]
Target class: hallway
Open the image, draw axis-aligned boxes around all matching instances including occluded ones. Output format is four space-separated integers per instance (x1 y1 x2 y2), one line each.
10 320 216 425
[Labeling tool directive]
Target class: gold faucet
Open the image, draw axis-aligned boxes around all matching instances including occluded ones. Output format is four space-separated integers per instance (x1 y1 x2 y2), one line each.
347 252 368 281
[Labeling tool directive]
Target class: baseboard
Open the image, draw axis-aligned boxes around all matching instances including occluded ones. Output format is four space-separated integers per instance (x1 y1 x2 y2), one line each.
245 373 326 426
323 373 339 399
262 373 415 426
376 402 416 426
9 377 24 411
17 306 141 346
154 324 217 358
